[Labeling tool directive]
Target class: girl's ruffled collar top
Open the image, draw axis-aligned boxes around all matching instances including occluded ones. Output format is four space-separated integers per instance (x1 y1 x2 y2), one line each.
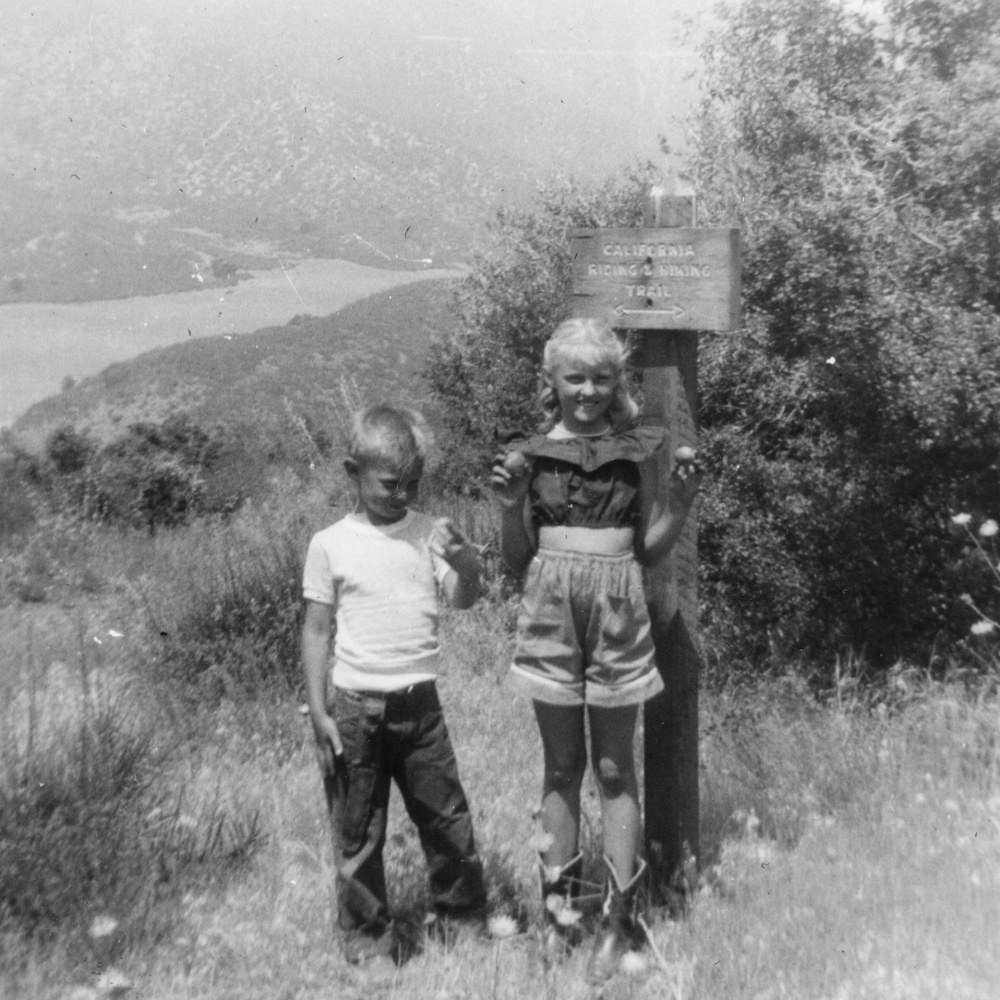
496 425 665 473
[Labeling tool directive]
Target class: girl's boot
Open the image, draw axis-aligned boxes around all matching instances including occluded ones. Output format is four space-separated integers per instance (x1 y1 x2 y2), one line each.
585 856 647 984
538 851 584 963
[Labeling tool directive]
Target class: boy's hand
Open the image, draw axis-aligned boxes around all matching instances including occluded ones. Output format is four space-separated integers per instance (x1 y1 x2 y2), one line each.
490 450 532 510
310 711 343 774
430 518 480 576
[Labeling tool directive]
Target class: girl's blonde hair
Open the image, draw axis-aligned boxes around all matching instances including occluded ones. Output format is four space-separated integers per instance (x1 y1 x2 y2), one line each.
539 318 641 431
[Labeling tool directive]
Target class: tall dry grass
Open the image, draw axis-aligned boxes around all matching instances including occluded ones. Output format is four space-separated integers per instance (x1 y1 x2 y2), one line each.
2 485 998 999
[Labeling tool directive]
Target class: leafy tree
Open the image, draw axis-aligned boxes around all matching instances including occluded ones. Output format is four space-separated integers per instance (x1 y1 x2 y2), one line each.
428 0 1000 670
45 424 95 475
689 0 1000 665
85 432 204 534
79 414 256 532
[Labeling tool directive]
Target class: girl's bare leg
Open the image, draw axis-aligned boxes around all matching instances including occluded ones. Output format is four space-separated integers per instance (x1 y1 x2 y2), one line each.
533 702 587 866
588 704 641 879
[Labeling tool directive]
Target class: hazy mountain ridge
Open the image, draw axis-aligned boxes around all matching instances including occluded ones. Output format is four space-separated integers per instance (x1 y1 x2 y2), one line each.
12 277 461 451
2 17 527 301
1 3 699 303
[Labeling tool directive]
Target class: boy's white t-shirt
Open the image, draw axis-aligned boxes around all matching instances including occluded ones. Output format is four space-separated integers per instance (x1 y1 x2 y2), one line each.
302 510 451 692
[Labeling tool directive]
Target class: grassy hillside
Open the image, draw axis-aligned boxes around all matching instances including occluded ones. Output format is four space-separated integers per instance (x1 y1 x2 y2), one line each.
11 277 463 453
1 482 998 1000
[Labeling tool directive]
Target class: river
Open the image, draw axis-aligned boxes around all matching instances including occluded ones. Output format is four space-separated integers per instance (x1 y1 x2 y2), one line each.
0 258 460 430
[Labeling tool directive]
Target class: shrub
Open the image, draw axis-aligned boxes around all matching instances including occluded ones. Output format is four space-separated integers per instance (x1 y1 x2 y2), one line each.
687 0 1000 667
45 424 94 475
142 501 313 700
36 414 269 533
948 512 1000 679
0 456 37 543
0 659 263 959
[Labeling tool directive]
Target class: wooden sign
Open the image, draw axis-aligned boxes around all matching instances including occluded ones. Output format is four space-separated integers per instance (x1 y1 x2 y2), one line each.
569 227 740 332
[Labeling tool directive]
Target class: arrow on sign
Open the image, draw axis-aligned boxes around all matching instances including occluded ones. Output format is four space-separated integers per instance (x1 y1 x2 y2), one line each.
613 303 688 321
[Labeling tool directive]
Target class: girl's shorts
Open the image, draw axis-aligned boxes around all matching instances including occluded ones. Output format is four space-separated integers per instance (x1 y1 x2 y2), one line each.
507 547 665 708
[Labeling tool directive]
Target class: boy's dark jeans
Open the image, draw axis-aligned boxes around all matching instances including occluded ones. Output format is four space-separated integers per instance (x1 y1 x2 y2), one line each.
322 682 486 940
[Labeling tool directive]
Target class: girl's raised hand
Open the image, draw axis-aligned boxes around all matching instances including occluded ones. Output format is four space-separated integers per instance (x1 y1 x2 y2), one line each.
669 447 704 509
490 450 533 509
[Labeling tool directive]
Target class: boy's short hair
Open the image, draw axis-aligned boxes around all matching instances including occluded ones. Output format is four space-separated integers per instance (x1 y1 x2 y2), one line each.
348 405 429 474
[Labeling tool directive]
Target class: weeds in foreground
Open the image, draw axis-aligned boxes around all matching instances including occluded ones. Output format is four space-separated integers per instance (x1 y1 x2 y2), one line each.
952 512 1000 678
0 633 265 968
3 490 999 996
2 620 999 998
141 508 309 701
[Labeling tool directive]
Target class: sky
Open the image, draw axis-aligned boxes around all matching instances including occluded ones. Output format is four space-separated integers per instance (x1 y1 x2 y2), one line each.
7 0 723 171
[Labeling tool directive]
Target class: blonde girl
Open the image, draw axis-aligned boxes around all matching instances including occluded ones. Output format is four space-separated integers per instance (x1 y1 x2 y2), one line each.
491 317 700 983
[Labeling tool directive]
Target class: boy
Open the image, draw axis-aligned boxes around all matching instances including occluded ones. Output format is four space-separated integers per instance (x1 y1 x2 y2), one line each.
301 405 487 966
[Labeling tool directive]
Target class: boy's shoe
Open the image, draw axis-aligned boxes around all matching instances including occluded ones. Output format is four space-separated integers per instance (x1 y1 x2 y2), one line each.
347 954 397 986
341 923 398 966
424 905 488 948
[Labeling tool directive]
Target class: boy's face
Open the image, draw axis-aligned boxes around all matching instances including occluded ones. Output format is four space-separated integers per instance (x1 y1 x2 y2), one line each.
346 458 421 525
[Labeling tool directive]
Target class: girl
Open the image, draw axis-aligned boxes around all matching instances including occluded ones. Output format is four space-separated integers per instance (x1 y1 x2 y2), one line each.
491 317 700 983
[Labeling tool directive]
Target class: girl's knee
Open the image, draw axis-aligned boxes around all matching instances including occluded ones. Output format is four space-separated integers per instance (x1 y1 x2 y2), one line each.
546 751 587 792
593 755 636 798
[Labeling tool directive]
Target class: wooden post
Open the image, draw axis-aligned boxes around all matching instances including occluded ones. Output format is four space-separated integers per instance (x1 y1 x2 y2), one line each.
637 189 700 905
567 190 740 904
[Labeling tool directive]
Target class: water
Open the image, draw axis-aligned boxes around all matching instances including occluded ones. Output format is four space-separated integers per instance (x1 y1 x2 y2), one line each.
0 258 459 429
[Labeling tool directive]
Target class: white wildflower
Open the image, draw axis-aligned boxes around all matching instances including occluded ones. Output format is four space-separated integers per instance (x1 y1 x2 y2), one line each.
487 914 518 939
554 905 583 927
970 621 996 636
951 513 972 525
65 988 99 1000
978 519 998 538
542 865 566 884
621 950 650 975
88 914 119 939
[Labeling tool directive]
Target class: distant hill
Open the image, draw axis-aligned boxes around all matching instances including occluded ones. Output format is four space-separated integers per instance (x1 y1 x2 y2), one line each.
12 277 463 453
0 2 700 303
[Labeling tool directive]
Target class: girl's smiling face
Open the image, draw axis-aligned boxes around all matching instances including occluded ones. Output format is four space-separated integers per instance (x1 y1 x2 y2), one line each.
547 356 617 435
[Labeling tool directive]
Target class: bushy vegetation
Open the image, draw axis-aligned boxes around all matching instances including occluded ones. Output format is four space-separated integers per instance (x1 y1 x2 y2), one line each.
690 0 1000 667
141 486 329 701
425 0 1000 671
51 415 274 531
0 649 263 966
2 438 999 995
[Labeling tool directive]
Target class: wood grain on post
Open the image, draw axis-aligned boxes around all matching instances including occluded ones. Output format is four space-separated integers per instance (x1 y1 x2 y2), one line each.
637 191 701 904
